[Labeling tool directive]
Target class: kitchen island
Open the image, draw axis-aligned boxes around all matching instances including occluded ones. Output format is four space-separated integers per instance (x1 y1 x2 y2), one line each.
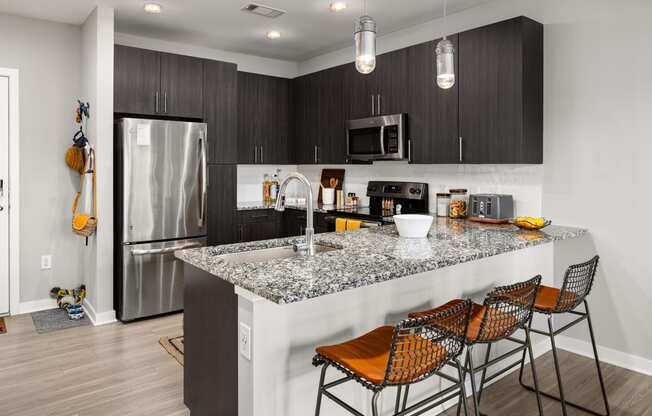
176 218 586 416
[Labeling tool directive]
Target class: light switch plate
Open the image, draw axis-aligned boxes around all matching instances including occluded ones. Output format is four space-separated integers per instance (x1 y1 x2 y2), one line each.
41 255 52 270
240 322 251 360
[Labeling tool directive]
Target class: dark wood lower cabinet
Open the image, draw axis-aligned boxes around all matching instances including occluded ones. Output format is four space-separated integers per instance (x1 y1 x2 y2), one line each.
236 209 329 242
184 265 238 416
207 164 237 246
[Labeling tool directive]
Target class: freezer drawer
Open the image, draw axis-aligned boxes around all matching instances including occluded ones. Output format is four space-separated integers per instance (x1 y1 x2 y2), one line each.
118 237 205 321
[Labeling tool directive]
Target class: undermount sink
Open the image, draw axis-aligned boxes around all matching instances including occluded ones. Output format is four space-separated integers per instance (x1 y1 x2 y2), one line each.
215 244 339 265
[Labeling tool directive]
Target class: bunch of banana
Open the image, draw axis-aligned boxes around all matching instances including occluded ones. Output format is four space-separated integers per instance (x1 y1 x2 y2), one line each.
512 216 550 230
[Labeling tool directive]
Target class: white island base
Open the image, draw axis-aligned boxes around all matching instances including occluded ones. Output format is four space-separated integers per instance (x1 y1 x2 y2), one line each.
236 243 555 416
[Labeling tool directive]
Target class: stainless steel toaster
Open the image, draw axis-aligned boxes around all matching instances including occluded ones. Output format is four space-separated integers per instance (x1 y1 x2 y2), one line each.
469 194 514 220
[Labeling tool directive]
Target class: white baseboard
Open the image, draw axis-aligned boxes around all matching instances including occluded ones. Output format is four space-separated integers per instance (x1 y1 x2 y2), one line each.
82 299 117 326
17 298 57 315
556 335 652 377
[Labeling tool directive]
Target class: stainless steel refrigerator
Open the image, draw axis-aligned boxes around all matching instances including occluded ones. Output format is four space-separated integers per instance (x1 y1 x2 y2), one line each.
115 118 208 321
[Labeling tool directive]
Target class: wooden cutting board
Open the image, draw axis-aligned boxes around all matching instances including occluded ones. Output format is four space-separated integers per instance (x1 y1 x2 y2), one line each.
318 169 345 203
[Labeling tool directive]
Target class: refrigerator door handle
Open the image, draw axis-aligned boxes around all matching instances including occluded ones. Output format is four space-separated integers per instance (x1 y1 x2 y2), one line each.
199 134 208 227
131 242 203 256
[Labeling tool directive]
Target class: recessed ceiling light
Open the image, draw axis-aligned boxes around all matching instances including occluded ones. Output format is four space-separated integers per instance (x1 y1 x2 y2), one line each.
266 30 281 39
329 2 347 12
143 3 162 14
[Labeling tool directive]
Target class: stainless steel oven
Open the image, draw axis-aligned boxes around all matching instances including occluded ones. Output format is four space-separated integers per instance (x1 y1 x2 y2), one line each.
346 113 407 161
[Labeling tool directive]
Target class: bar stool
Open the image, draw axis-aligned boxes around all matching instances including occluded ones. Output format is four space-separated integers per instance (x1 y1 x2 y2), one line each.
408 276 545 416
518 256 610 416
313 299 473 416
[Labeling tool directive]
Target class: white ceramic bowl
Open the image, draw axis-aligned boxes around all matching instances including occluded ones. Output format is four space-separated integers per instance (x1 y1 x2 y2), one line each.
393 214 434 239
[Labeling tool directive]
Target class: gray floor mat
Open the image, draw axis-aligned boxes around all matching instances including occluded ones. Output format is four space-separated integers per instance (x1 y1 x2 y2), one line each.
31 308 90 334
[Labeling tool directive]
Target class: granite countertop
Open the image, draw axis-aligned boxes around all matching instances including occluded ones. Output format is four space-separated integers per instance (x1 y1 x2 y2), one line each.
237 201 332 213
176 219 587 305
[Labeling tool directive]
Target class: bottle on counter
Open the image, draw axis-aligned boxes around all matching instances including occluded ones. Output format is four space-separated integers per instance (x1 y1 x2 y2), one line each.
270 171 280 202
436 193 451 217
262 174 271 204
449 189 468 219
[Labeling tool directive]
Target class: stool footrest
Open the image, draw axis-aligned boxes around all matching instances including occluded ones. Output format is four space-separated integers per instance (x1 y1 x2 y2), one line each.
519 380 609 416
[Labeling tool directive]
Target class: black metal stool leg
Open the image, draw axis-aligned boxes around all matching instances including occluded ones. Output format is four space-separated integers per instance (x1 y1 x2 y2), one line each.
395 386 402 414
371 391 381 416
457 349 470 416
518 316 533 389
525 326 545 416
476 343 492 407
315 364 329 416
548 315 569 416
467 346 481 416
401 385 410 412
585 301 611 415
456 358 470 416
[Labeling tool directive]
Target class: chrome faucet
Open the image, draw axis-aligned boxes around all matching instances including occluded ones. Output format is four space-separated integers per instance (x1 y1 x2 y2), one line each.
275 172 315 255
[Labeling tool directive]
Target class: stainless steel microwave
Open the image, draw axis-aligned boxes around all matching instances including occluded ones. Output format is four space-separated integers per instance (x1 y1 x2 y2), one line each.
346 113 407 161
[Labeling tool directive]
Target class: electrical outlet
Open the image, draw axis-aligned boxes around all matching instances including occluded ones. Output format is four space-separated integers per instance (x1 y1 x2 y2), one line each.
240 322 251 360
41 255 52 270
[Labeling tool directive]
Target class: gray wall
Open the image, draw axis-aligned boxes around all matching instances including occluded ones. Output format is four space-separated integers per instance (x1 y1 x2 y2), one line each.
0 13 85 304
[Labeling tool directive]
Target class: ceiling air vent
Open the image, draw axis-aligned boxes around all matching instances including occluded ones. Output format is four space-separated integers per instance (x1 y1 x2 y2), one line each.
241 3 286 18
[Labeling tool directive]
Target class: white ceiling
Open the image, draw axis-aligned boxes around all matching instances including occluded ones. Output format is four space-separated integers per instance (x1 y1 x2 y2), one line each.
0 0 494 61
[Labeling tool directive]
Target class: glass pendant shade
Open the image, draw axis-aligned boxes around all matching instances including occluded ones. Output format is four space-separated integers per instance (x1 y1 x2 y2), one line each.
354 15 377 74
435 37 455 89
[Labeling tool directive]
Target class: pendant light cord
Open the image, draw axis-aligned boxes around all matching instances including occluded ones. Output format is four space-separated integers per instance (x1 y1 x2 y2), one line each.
442 0 448 40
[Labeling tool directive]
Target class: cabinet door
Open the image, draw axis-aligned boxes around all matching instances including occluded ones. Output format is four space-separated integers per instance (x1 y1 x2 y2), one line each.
203 60 237 164
342 63 377 120
160 53 204 119
459 17 542 163
237 72 259 164
293 73 319 164
406 37 460 164
114 45 160 115
261 76 292 164
207 164 237 245
375 48 409 116
316 66 346 164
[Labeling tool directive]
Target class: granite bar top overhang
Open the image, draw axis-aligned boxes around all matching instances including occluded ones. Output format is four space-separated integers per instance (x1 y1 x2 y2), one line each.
176 219 587 305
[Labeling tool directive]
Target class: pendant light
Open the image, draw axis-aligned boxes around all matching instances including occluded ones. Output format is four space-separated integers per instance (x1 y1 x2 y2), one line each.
354 0 376 74
435 0 455 89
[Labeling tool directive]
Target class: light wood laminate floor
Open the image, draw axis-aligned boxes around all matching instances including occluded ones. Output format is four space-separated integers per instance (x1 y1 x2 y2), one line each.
1 312 650 416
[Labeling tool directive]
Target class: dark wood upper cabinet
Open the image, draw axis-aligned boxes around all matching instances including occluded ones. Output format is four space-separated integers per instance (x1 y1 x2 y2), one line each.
342 64 377 120
375 48 409 116
406 36 460 164
237 72 293 164
459 16 543 163
114 45 203 118
207 164 237 246
160 53 204 119
114 45 160 116
203 60 238 164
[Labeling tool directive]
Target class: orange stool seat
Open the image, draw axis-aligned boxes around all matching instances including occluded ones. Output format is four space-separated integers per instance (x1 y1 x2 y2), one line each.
316 325 449 385
534 285 577 312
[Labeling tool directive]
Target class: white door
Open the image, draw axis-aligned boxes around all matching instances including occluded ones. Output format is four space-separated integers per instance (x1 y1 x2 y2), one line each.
0 75 9 315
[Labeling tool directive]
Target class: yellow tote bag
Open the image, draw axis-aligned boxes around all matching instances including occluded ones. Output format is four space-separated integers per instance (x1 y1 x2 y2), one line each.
72 148 97 237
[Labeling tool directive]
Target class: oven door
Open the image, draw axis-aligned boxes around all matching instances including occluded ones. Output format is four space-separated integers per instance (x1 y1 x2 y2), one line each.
346 114 406 161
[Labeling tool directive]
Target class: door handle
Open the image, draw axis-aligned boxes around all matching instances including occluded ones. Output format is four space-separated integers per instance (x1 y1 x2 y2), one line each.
407 139 412 163
260 145 264 164
377 94 381 115
379 125 385 155
371 94 375 116
459 136 463 163
198 136 208 227
131 242 203 256
254 145 258 164
314 145 318 164
155 91 160 113
163 91 168 113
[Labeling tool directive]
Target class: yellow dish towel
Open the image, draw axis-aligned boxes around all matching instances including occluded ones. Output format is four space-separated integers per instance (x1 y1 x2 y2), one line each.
346 219 361 231
335 218 347 232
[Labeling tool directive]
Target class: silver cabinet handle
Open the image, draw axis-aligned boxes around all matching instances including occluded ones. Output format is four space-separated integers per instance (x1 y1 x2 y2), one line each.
371 94 375 116
377 94 381 115
260 145 264 164
198 136 208 227
254 145 258 164
379 125 385 155
155 91 160 113
459 136 463 163
163 92 168 113
131 242 203 256
314 145 318 164
407 139 412 163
